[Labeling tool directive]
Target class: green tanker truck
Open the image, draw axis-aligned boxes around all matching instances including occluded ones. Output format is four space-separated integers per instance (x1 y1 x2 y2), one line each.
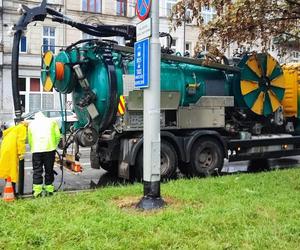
40 40 300 179
12 1 300 181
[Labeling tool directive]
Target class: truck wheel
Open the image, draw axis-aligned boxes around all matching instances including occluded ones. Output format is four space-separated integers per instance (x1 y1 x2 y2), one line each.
189 137 224 177
135 140 178 181
248 159 270 172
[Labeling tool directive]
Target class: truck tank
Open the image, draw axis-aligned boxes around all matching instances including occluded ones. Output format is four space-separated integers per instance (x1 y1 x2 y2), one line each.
41 41 294 137
41 41 233 132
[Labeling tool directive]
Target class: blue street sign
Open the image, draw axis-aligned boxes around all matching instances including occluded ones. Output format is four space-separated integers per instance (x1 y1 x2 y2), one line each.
136 0 151 21
134 38 150 88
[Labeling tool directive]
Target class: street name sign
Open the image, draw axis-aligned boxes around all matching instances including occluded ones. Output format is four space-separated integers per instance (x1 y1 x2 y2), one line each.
134 38 150 88
136 18 152 41
136 0 151 21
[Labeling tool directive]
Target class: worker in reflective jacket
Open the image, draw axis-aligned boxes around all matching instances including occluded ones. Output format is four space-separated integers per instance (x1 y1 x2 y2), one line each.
28 112 61 197
0 122 27 185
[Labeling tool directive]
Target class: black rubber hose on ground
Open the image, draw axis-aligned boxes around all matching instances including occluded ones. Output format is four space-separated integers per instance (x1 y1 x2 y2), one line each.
55 150 64 192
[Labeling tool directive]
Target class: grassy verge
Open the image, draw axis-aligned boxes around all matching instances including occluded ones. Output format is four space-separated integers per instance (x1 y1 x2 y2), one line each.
0 169 300 249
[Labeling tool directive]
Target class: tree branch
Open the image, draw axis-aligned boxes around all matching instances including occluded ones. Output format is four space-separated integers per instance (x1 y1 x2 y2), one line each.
285 0 300 7
269 16 300 21
283 32 300 40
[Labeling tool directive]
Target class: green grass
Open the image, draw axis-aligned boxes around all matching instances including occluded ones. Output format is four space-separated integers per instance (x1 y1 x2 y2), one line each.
0 169 300 250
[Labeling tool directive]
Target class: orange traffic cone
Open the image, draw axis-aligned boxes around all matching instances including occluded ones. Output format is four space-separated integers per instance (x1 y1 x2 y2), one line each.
3 177 15 202
73 161 82 173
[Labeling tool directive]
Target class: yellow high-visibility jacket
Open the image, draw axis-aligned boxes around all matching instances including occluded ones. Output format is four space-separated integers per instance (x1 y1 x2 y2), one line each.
28 115 61 153
0 124 27 183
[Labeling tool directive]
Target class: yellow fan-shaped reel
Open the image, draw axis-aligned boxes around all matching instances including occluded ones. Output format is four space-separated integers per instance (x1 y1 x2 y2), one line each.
43 51 53 67
42 51 54 92
44 76 53 92
246 55 262 78
241 80 259 95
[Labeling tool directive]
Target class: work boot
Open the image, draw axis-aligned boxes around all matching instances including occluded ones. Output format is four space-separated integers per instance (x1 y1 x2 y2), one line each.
44 184 54 196
32 184 43 198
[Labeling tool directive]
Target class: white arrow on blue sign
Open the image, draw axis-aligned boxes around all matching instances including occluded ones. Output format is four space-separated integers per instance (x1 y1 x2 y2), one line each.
134 38 150 88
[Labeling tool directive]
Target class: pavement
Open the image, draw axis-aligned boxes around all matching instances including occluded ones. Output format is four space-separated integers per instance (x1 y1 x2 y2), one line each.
0 145 299 195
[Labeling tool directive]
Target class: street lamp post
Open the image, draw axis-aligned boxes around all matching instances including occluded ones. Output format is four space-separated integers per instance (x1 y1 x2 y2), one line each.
137 0 165 210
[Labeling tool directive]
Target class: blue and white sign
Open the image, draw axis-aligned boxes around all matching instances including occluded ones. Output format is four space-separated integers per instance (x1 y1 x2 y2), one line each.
134 38 150 88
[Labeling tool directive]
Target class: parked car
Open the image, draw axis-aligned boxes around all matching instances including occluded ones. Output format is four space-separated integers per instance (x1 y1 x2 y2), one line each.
22 110 78 131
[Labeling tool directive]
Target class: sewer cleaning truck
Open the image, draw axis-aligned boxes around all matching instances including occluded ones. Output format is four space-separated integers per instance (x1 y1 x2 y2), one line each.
11 1 300 181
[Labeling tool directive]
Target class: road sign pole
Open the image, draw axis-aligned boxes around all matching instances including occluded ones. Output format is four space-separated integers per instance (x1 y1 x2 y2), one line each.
137 0 164 210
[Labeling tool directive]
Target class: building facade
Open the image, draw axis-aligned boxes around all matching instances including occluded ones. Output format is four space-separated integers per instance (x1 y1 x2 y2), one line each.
0 0 298 122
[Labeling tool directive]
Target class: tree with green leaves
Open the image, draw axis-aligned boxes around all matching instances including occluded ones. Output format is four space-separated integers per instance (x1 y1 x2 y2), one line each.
172 0 300 55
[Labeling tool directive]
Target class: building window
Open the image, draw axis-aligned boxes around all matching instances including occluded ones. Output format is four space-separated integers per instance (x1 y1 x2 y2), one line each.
185 42 192 54
18 78 26 91
18 78 26 112
42 94 55 110
171 39 177 48
83 0 102 13
292 51 300 61
43 27 55 53
166 0 177 17
30 78 40 92
18 77 54 113
20 95 26 112
20 36 27 53
29 94 42 112
29 78 54 112
117 0 127 16
185 42 191 52
201 6 216 24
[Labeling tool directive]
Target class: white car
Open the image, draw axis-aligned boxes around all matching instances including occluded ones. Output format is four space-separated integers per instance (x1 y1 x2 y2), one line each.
22 110 78 130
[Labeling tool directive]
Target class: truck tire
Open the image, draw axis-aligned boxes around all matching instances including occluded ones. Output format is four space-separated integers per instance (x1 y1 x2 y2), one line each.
247 159 270 173
189 137 224 177
135 140 178 181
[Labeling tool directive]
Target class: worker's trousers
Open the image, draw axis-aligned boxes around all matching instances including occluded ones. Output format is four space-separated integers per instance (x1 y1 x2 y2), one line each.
32 150 56 185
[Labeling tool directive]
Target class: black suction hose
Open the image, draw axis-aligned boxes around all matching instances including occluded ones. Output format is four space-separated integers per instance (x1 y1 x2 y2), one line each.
12 30 23 122
12 28 25 195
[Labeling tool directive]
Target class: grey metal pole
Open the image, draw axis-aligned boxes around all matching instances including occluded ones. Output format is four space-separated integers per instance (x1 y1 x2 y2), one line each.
18 159 25 195
137 0 164 210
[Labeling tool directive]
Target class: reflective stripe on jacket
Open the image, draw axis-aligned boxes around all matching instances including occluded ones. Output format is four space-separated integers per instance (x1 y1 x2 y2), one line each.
28 116 61 153
0 124 27 182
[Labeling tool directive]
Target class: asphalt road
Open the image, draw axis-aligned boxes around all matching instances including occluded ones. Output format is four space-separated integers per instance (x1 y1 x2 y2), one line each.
0 146 299 195
0 147 107 195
